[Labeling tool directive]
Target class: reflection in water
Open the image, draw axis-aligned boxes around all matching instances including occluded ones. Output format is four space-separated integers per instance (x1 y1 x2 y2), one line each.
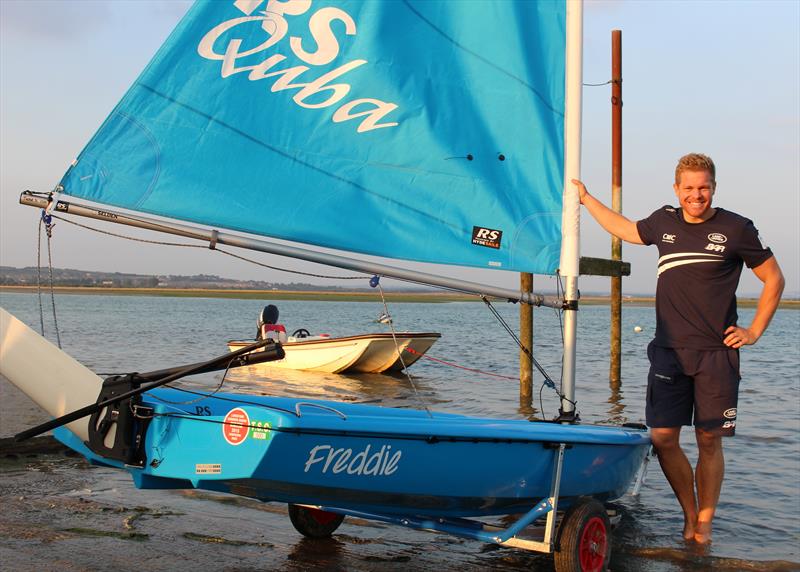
208 365 442 411
286 536 348 571
606 379 627 425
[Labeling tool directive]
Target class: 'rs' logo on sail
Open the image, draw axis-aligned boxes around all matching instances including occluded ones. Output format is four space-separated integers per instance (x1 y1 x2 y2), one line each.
197 0 400 133
472 226 502 249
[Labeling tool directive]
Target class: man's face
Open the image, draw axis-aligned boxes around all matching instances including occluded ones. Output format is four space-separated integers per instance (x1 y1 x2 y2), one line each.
674 169 716 223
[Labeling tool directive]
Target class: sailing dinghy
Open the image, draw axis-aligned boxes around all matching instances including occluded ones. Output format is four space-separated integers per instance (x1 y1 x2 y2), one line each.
5 1 651 570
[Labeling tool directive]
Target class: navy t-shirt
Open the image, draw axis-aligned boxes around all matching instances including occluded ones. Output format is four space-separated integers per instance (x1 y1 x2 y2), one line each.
636 206 773 350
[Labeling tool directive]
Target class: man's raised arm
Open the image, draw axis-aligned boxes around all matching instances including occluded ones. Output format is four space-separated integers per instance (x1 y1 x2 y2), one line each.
573 179 644 245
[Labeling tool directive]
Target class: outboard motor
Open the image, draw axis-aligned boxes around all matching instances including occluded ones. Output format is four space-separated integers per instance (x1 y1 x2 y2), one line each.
259 304 280 327
256 304 287 342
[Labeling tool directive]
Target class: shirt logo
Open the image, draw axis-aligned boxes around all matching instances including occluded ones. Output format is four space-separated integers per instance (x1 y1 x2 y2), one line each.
704 243 726 253
708 233 727 244
662 233 676 243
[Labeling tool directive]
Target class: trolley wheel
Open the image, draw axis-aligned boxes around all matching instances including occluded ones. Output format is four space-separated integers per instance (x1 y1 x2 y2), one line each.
288 504 344 538
554 497 611 572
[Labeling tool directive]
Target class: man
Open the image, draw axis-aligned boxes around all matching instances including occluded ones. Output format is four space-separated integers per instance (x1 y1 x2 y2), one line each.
573 153 784 544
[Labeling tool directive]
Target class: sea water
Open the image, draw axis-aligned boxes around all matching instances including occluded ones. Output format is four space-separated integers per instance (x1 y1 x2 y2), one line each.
1 291 798 565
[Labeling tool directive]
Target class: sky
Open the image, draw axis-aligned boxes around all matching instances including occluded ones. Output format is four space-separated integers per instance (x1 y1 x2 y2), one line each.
0 0 798 298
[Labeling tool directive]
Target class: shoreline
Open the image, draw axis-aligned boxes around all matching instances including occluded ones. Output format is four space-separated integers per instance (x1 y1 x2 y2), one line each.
1 285 797 308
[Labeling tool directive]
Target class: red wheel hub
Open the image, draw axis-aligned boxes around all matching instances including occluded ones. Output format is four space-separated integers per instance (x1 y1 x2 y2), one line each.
578 515 608 572
307 507 339 525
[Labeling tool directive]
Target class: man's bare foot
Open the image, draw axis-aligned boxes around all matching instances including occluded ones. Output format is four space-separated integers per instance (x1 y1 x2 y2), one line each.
682 520 696 541
694 520 713 544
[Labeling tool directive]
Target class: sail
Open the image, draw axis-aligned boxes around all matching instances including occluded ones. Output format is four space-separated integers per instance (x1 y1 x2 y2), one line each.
58 0 567 275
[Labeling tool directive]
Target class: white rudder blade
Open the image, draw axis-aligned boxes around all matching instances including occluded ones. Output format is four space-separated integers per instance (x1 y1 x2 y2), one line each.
0 307 102 441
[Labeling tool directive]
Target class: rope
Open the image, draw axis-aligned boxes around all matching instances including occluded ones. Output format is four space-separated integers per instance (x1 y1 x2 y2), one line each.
374 277 432 418
404 348 517 381
148 359 232 406
480 295 576 414
36 212 61 348
36 219 45 335
214 248 365 281
52 214 366 281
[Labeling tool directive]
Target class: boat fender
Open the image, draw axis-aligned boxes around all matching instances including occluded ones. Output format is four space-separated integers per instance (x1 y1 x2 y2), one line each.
86 374 153 467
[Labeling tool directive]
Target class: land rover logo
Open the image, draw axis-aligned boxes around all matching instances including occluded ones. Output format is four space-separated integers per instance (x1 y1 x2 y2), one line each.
708 233 727 244
723 408 737 419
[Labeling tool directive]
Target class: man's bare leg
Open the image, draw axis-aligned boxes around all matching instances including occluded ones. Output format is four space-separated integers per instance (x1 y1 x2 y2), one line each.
650 427 698 540
694 428 724 544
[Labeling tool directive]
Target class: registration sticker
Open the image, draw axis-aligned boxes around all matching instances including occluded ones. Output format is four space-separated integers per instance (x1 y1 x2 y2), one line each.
195 463 222 475
222 408 250 445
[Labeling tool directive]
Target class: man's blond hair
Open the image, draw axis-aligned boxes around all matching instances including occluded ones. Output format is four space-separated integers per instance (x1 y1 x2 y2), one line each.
675 153 716 185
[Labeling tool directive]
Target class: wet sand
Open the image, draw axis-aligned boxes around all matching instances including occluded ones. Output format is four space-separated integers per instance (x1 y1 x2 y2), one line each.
2 377 797 572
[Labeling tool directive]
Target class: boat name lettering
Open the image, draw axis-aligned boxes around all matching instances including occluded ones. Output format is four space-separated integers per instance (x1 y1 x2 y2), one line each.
197 0 399 134
193 406 212 416
304 443 401 476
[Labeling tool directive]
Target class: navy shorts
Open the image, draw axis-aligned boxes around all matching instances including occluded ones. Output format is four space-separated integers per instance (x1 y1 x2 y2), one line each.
645 342 740 436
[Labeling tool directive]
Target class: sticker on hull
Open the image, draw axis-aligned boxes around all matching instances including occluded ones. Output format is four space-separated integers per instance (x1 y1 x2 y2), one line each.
222 408 250 445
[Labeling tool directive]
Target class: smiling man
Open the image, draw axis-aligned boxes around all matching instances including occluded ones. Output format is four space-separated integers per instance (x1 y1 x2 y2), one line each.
573 153 784 544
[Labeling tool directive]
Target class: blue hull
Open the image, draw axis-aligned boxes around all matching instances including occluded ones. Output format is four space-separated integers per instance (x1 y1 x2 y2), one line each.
56 387 649 518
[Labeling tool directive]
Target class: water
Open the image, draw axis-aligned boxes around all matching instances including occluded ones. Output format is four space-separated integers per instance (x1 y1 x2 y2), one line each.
2 291 799 567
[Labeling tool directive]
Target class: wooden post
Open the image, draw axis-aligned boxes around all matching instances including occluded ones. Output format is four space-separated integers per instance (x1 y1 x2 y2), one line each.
519 272 533 408
610 30 623 387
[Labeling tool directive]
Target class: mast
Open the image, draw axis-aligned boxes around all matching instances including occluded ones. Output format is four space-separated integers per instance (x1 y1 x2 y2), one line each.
558 0 583 419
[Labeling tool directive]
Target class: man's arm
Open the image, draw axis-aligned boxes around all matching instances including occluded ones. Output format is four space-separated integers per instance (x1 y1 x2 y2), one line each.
572 179 644 244
723 256 785 348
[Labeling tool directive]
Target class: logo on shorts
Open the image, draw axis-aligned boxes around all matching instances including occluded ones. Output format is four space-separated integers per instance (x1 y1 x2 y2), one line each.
723 408 737 419
722 421 736 429
708 233 727 244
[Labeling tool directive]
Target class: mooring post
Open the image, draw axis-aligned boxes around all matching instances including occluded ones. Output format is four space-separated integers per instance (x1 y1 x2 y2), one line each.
520 272 533 407
610 30 623 387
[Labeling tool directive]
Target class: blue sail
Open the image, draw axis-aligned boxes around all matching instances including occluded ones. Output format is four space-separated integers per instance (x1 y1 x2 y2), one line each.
59 0 566 275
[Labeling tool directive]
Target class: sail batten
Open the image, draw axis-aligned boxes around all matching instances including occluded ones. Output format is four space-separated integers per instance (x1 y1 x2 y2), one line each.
57 0 568 276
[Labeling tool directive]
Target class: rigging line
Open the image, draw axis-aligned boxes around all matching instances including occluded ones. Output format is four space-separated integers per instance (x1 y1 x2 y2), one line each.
51 214 367 281
405 348 518 381
583 80 612 86
539 382 546 421
480 296 571 411
36 218 45 336
45 218 62 349
148 387 301 417
377 281 432 418
52 214 209 249
480 296 554 385
214 248 365 280
147 359 233 406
